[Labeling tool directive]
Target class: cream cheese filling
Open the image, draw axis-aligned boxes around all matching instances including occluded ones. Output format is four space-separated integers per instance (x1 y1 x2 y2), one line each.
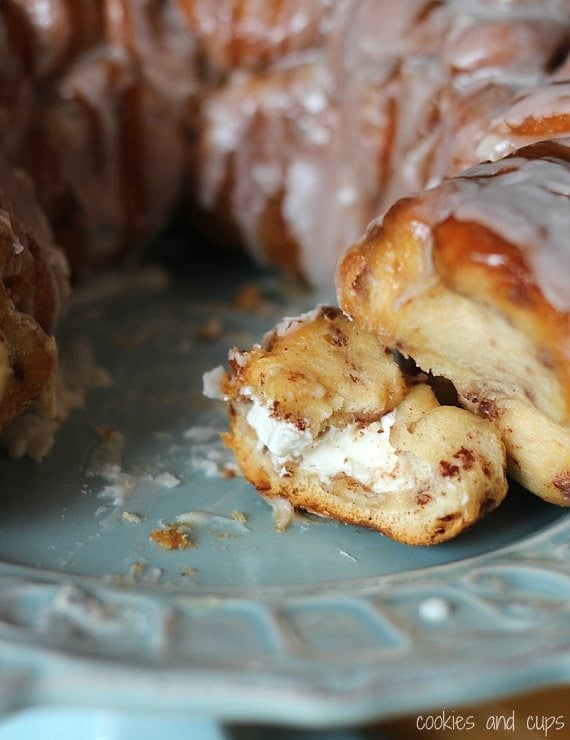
246 394 313 457
245 394 419 493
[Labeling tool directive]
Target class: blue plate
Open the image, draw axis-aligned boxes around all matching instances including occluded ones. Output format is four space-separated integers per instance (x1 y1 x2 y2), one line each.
0 248 568 730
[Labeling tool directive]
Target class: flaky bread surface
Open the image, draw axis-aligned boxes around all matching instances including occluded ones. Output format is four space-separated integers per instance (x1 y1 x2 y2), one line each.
337 140 570 505
222 307 507 545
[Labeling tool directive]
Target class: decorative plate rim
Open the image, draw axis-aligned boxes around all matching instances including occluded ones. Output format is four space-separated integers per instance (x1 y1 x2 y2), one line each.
1 512 569 727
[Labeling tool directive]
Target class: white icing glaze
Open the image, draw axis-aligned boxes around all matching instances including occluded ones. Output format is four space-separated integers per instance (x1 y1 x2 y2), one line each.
195 0 570 285
477 83 570 161
416 154 570 312
4 0 570 291
246 393 313 457
262 305 328 347
497 84 570 128
456 159 570 312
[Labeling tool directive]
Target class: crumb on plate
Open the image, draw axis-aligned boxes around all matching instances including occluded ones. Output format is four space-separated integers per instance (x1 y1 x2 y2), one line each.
149 525 193 550
122 511 144 524
197 317 223 342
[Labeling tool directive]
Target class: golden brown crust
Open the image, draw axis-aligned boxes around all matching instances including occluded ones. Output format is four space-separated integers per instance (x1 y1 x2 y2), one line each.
225 306 407 437
433 216 569 414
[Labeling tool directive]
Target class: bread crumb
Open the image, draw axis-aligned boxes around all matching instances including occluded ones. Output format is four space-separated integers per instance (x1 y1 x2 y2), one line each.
197 317 223 342
93 424 121 441
233 283 277 316
149 526 192 550
122 511 143 523
154 471 181 488
234 283 263 312
109 560 162 586
126 560 147 582
231 510 247 523
223 465 238 479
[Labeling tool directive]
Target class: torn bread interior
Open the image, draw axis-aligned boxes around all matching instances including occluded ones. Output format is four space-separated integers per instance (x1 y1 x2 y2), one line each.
207 306 508 546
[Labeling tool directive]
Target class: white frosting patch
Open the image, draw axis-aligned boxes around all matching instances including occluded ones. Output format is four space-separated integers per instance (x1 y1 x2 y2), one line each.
154 471 181 488
337 185 357 205
176 510 249 532
454 157 570 312
251 162 282 195
266 496 296 532
246 396 312 457
296 413 415 493
475 133 516 163
263 305 327 347
477 86 570 162
246 399 417 494
302 88 328 114
283 159 321 254
289 9 310 35
202 366 227 400
416 156 570 313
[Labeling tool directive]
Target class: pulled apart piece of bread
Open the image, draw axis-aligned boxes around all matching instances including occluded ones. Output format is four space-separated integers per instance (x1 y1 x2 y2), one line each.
337 139 570 506
209 306 507 545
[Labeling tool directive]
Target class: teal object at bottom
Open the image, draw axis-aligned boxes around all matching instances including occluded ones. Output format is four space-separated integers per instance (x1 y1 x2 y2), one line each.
0 710 225 740
0 709 392 740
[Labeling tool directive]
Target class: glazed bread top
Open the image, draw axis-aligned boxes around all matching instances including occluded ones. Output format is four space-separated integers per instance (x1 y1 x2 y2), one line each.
337 139 570 423
193 1 570 285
